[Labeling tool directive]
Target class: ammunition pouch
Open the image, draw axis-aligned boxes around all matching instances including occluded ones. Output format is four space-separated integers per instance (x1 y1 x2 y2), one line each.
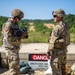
10 41 21 46
54 40 66 49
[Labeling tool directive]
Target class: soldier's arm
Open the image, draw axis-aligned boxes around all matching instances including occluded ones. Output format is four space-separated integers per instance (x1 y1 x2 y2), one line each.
47 25 64 52
3 22 13 42
3 22 12 36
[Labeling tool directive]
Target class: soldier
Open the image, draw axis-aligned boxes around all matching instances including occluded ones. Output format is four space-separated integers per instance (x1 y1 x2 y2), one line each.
47 9 70 75
2 9 28 75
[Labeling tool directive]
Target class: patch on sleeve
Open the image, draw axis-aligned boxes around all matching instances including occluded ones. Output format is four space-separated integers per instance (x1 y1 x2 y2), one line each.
52 30 58 37
3 27 9 32
52 26 61 37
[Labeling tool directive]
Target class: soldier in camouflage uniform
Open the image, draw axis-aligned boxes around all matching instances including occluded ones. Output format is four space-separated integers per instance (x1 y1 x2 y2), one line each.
2 9 28 75
47 9 70 75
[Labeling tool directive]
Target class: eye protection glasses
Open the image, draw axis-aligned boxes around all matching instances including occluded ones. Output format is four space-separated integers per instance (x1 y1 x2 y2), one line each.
53 15 58 18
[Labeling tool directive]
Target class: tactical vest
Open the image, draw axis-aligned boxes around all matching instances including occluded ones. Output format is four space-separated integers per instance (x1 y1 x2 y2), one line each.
64 24 70 46
54 22 70 49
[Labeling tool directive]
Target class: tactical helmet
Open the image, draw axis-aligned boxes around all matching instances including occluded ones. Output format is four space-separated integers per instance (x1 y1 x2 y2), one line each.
52 9 65 17
11 9 24 19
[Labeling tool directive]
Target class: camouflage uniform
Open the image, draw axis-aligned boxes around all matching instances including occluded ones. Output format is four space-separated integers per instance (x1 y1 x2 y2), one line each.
47 9 70 75
2 9 26 75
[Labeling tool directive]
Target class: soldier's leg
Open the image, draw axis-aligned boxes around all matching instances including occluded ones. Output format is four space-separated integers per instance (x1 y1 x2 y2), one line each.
8 49 20 75
50 49 63 75
61 52 67 75
5 49 9 69
51 57 62 75
61 64 66 75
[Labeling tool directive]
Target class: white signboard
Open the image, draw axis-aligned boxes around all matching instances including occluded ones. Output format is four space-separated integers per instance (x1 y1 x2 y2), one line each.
28 54 49 70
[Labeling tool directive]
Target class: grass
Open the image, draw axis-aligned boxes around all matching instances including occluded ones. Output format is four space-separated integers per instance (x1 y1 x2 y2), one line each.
21 31 49 43
70 33 75 43
21 31 75 44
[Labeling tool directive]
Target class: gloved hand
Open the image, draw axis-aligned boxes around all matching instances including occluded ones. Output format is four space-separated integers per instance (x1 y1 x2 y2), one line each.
47 51 52 59
22 31 28 39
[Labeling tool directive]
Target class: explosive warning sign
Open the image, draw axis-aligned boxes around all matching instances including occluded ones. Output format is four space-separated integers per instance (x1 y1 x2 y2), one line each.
28 54 48 70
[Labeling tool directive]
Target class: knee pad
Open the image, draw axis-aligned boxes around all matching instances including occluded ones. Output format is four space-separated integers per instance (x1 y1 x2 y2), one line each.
52 58 59 70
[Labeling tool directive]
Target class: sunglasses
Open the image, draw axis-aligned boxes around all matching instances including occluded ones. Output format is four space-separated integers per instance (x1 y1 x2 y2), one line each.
18 18 21 20
17 16 21 20
53 15 58 18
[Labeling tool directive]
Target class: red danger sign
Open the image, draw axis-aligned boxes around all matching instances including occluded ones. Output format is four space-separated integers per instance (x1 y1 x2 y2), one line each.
29 54 48 61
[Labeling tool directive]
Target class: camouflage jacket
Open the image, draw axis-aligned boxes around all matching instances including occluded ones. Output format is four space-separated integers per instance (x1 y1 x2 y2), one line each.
48 21 70 52
2 19 21 48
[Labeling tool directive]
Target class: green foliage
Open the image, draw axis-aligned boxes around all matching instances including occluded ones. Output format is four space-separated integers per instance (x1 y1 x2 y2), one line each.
70 26 75 33
64 14 75 28
19 19 30 29
33 20 44 31
0 16 8 31
0 14 75 45
33 20 52 32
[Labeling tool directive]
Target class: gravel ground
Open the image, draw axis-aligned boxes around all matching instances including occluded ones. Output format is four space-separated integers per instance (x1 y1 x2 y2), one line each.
0 68 46 75
0 43 75 54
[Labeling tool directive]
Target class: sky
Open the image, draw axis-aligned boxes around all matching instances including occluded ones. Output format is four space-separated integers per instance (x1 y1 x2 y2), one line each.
0 0 75 20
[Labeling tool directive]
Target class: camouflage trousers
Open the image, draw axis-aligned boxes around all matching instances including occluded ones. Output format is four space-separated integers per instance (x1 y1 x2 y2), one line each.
5 46 20 75
50 49 67 75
